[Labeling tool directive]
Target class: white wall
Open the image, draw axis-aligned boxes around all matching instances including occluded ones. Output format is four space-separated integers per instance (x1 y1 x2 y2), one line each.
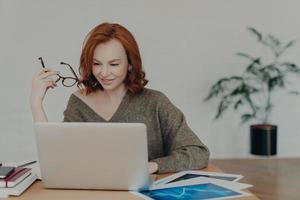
1 0 300 162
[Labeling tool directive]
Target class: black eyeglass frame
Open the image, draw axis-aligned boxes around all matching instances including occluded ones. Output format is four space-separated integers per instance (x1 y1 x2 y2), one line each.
38 57 80 87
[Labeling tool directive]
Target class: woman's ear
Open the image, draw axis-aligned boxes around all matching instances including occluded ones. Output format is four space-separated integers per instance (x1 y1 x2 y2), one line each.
128 65 133 72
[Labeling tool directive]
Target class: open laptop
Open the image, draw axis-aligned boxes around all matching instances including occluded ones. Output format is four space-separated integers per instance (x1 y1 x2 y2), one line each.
34 122 151 191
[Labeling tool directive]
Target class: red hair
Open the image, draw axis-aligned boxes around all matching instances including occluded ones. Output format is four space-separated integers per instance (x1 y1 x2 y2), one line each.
79 22 148 95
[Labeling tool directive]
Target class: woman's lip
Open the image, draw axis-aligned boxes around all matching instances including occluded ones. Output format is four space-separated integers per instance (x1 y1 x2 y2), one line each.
101 79 114 84
101 79 114 81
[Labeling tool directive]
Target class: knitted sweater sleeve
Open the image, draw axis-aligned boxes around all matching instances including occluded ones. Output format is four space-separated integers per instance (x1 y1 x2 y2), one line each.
151 93 210 173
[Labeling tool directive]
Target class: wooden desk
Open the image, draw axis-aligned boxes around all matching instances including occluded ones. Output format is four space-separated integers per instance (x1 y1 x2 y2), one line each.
211 158 300 200
7 164 258 200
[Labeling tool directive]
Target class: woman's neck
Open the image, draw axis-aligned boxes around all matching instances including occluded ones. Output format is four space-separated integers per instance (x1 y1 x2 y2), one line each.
101 84 127 102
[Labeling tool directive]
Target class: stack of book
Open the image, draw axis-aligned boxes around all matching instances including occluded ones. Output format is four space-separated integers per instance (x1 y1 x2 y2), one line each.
0 163 38 197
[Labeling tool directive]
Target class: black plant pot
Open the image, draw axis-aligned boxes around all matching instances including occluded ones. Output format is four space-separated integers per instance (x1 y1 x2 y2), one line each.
250 124 277 156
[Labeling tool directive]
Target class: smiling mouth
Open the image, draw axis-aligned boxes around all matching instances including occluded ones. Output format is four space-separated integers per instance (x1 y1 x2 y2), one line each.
101 79 114 84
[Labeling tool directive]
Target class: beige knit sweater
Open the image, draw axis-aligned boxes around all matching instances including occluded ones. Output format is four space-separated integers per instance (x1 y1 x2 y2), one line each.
63 88 209 173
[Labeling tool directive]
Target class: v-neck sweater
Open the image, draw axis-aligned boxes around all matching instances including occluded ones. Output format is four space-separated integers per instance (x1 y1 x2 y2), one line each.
63 88 209 173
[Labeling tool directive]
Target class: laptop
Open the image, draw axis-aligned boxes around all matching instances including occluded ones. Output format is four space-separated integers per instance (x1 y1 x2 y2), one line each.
34 122 151 191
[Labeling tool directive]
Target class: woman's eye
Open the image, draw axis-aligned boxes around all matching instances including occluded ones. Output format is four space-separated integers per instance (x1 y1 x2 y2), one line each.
111 63 119 67
93 63 100 66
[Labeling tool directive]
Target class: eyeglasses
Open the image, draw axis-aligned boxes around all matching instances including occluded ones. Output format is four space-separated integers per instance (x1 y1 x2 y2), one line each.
38 57 80 87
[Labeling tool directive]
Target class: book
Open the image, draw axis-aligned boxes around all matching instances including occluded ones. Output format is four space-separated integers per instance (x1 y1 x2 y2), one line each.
0 168 31 188
0 173 38 197
0 166 15 178
2 161 41 180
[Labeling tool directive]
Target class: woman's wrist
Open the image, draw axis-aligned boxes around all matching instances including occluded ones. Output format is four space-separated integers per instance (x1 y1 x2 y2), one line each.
30 97 43 109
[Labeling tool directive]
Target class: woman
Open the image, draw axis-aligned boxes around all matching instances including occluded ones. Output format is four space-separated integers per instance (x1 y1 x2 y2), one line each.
30 22 209 174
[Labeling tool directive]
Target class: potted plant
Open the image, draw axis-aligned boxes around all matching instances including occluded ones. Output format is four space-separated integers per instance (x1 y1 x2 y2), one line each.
204 27 300 155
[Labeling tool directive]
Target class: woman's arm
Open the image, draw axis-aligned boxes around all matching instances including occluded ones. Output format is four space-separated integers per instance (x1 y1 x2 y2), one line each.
30 102 48 122
151 93 210 173
30 68 59 122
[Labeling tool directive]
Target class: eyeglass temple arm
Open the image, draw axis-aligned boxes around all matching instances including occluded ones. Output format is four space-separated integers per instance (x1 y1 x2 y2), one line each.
60 62 80 80
38 57 46 68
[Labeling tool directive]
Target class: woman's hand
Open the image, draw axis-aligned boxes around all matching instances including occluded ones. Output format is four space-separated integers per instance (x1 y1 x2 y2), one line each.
148 162 158 174
30 68 59 107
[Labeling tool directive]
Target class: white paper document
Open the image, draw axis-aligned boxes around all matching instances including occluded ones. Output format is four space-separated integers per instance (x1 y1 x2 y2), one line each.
152 170 243 186
133 170 252 200
150 176 252 191
133 183 250 200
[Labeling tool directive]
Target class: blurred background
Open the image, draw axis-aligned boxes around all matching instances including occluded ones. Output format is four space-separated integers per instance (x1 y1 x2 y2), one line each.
1 0 300 161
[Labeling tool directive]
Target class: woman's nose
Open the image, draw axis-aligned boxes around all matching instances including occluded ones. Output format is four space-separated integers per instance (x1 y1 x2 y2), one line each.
100 65 110 76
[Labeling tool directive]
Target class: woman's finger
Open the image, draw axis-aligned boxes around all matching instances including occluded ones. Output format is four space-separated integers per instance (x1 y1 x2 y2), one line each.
42 78 58 84
35 68 53 75
42 80 57 89
37 68 46 75
39 71 60 79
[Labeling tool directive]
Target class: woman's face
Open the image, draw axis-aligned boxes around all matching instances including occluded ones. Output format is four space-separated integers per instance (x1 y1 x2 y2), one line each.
92 39 129 92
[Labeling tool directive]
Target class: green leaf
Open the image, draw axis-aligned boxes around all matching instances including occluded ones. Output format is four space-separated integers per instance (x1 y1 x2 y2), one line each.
234 99 243 110
236 52 256 61
268 75 285 91
246 58 261 77
237 53 261 65
228 76 243 81
280 62 300 73
259 34 281 57
204 80 226 101
204 87 217 101
260 65 283 83
266 104 273 112
277 40 296 57
244 95 257 114
247 27 262 41
215 97 231 119
241 113 254 124
287 91 299 95
284 40 296 49
204 76 243 101
268 34 281 47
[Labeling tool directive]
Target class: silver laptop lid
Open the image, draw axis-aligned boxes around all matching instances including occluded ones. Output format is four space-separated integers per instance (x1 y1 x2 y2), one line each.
34 122 150 190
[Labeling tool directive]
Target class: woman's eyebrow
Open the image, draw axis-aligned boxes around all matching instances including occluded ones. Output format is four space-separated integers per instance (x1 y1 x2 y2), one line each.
93 58 121 63
109 59 121 63
93 58 101 63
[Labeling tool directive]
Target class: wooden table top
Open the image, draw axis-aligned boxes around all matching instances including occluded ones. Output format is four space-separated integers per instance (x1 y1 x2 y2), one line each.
211 158 300 200
6 164 258 200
